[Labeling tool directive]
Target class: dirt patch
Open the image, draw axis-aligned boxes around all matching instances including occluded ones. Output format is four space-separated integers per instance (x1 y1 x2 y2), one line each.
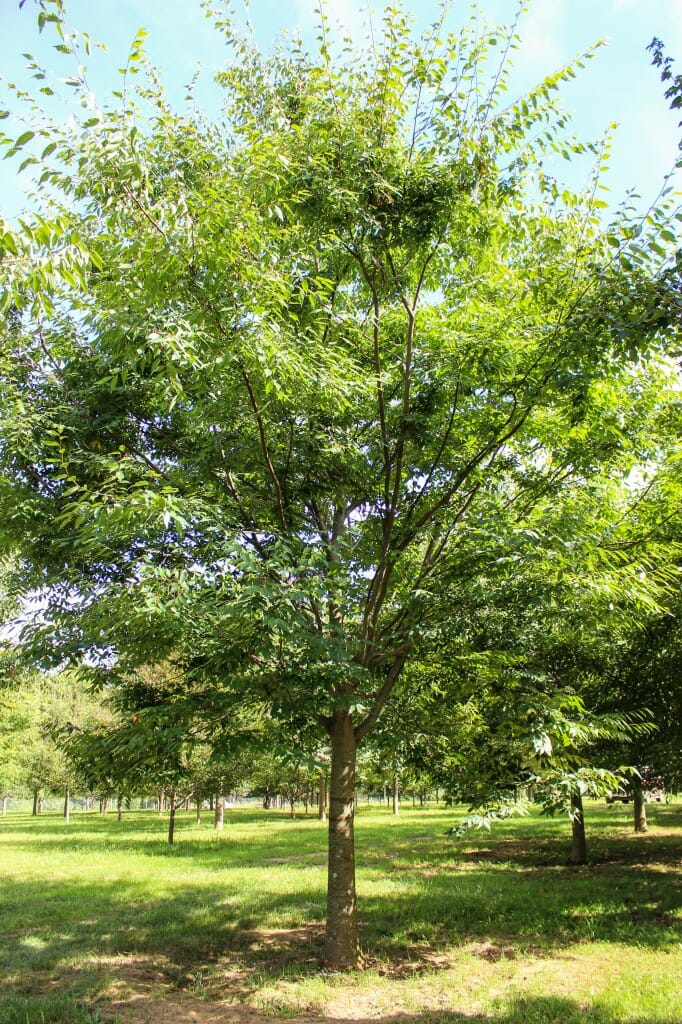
102 992 296 1024
92 929 328 1021
91 936 464 1023
231 924 324 953
469 942 517 963
95 959 268 1024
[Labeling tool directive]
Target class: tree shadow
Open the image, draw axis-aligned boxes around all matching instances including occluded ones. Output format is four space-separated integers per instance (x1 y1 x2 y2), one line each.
2 993 678 1024
1 805 680 1020
0 809 329 866
336 1002 682 1024
357 1001 673 1024
0 855 679 987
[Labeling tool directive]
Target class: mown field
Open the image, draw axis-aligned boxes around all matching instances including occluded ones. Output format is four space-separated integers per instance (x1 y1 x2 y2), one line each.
0 800 680 1024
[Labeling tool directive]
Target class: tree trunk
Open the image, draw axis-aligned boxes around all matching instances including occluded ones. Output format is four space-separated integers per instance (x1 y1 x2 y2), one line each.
64 786 70 823
117 793 123 821
37 794 44 814
290 794 296 819
633 782 647 833
392 775 399 816
168 790 177 845
318 771 327 821
195 798 201 826
158 791 165 815
263 787 271 810
324 711 361 968
214 792 224 830
570 790 588 865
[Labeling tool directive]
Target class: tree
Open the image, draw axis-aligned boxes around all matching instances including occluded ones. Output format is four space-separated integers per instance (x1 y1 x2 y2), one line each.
389 463 677 859
26 668 108 814
0 655 35 812
66 662 205 841
565 419 682 824
1 4 679 965
582 577 682 819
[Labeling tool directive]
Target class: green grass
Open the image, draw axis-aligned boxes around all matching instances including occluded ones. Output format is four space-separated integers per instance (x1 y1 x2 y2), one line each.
0 800 680 1023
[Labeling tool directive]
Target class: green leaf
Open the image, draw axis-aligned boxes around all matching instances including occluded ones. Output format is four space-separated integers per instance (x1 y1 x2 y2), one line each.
13 130 35 149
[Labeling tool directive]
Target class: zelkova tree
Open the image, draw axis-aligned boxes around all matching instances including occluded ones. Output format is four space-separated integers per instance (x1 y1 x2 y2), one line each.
0 3 679 965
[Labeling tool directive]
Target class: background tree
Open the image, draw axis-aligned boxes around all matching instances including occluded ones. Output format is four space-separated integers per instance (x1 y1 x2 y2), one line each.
0 659 37 812
395 458 678 858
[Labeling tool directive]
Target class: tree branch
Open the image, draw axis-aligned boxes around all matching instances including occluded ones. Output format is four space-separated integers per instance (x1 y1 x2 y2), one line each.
355 654 408 744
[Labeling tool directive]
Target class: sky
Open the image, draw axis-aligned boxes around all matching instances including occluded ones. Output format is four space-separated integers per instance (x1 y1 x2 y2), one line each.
1 0 681 221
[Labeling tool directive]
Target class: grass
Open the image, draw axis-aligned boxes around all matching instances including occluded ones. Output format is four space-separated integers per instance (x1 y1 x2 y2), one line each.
0 800 680 1023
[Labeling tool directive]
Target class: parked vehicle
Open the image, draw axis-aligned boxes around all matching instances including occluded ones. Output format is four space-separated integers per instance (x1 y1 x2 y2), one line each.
605 788 630 804
641 765 666 803
605 766 665 805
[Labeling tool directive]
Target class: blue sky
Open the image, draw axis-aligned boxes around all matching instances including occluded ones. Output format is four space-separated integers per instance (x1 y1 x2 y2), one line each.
1 0 681 220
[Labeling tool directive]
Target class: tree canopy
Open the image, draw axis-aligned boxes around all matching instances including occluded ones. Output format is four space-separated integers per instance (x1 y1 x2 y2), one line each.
1 1 680 965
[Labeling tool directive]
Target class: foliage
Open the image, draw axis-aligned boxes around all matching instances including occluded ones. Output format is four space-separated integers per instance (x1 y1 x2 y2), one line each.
0 659 102 805
648 37 682 134
1 0 680 963
62 661 263 813
0 653 36 800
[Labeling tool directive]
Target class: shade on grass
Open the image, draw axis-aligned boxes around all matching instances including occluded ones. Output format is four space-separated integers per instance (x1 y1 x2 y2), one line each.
0 803 680 1022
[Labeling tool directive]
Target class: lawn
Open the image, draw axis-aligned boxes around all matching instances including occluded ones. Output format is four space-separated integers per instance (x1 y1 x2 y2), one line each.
0 800 680 1024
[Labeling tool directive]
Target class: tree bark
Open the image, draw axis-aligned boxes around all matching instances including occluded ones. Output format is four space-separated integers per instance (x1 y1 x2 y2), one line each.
633 782 647 833
392 774 399 816
318 771 327 821
64 786 70 823
117 793 123 821
168 790 177 845
214 792 224 830
570 790 588 864
324 711 361 968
